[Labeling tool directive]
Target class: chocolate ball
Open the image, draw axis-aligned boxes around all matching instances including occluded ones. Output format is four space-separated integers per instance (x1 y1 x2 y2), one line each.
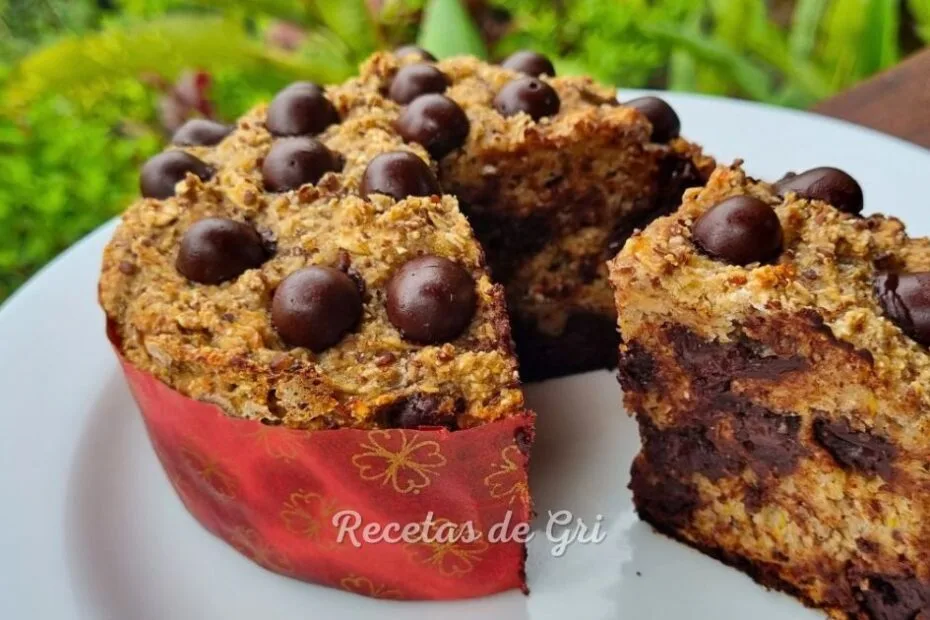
395 45 436 62
395 94 470 159
692 196 783 265
266 82 339 137
272 266 363 352
262 137 340 192
875 272 930 347
176 217 267 284
360 151 441 201
625 96 681 143
171 119 233 146
501 50 556 77
774 167 864 215
388 63 449 105
140 151 213 199
493 77 560 121
386 255 477 344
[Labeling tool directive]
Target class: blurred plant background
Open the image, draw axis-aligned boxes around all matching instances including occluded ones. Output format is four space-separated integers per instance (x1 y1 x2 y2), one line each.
1 0 929 301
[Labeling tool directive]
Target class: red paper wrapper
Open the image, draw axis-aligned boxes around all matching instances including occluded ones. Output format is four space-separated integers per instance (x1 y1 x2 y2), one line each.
110 331 534 600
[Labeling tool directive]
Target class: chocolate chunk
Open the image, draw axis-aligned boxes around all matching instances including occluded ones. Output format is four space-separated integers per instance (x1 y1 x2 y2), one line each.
630 458 699 529
856 574 930 620
670 325 807 390
388 63 449 104
625 96 681 143
725 395 804 477
875 272 930 346
395 93 470 158
692 196 783 266
813 417 897 480
493 77 560 121
266 82 338 137
774 167 864 215
271 266 363 352
261 137 340 192
386 255 477 344
176 217 268 284
617 342 656 392
501 50 556 77
646 327 809 479
638 394 805 482
140 151 213 199
383 393 458 430
171 119 233 146
360 151 441 201
394 45 436 62
639 417 730 481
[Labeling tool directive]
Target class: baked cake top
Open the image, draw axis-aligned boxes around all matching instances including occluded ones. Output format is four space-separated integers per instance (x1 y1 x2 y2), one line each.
102 48 712 429
610 162 930 419
100 81 525 431
332 52 711 218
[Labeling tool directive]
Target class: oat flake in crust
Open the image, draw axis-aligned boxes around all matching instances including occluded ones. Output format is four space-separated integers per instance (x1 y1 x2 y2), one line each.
609 162 930 619
101 50 712 430
330 52 714 380
100 101 524 431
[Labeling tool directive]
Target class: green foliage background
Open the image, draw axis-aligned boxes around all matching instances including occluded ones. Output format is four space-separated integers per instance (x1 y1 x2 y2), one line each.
1 0 929 301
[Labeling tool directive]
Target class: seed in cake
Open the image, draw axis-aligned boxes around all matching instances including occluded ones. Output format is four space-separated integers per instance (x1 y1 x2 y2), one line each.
266 82 339 137
493 77 560 121
140 151 213 199
176 217 268 284
386 255 477 344
396 94 470 158
625 96 681 143
774 167 864 215
394 44 436 62
272 266 363 352
388 63 450 104
501 50 556 77
874 272 930 346
692 195 783 265
360 151 441 200
262 137 341 192
171 119 233 146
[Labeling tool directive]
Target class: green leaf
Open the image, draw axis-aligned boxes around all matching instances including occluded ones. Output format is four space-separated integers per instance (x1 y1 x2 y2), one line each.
418 0 487 59
637 20 774 101
789 0 828 60
312 0 379 57
3 15 329 111
909 0 930 40
860 0 899 73
819 0 856 89
667 4 705 91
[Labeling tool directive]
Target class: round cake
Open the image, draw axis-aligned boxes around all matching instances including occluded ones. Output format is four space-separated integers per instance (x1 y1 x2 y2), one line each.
98 47 708 599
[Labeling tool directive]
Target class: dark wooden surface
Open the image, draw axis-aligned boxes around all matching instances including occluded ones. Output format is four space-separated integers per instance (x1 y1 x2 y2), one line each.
814 48 930 149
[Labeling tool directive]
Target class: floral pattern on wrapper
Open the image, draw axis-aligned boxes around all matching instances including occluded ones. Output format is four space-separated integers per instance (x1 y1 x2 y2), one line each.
112 333 534 601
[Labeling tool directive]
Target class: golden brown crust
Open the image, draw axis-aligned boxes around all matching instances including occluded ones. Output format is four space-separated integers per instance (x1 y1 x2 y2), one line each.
331 52 712 378
609 163 930 619
611 163 930 409
100 106 523 431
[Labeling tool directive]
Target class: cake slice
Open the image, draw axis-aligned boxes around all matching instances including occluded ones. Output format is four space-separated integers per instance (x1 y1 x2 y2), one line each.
100 89 525 432
331 51 714 380
609 163 930 619
99 74 534 599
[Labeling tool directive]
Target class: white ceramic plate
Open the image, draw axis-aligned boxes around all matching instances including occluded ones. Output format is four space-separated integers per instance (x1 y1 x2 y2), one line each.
2 93 928 620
